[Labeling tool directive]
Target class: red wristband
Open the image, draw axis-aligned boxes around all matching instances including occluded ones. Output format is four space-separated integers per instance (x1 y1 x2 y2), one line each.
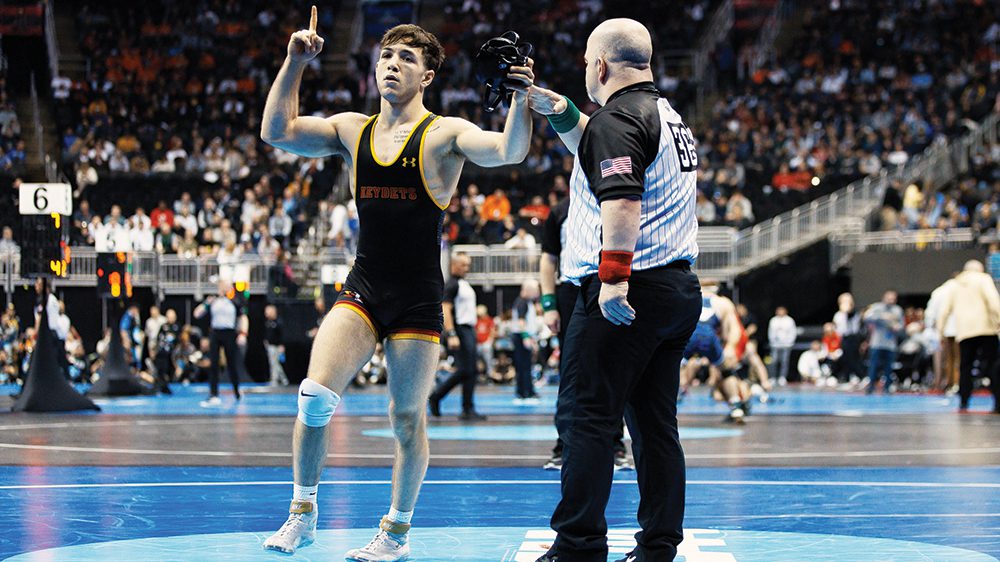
598 251 633 284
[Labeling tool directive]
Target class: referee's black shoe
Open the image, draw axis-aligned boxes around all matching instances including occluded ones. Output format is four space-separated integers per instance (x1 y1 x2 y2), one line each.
534 550 557 562
614 549 642 562
458 409 487 421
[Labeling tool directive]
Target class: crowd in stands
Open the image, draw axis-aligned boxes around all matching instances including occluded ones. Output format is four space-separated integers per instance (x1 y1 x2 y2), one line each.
425 0 716 235
0 70 25 179
59 1 342 180
427 0 1000 230
430 0 710 127
66 172 316 265
3 0 988 261
43 1 344 259
697 0 999 224
877 146 1000 237
48 0 749 252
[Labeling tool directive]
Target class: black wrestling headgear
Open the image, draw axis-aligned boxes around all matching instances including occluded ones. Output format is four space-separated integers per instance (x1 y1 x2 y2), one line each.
474 31 533 112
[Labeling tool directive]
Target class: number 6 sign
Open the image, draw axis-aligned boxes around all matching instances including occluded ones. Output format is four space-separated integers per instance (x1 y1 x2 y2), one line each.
19 183 73 216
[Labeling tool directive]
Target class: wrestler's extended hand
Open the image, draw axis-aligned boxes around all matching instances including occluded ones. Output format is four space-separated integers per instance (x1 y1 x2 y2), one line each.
599 281 635 327
527 85 566 115
288 6 325 62
505 58 535 102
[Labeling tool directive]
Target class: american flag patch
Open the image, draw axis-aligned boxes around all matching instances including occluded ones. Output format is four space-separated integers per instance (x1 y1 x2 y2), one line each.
600 156 632 178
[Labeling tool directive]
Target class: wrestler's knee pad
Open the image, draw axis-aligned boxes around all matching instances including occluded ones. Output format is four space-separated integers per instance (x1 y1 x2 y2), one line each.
297 378 341 427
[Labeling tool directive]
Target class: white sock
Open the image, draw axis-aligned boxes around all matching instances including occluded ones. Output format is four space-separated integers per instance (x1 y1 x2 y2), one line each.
387 507 413 525
293 484 318 503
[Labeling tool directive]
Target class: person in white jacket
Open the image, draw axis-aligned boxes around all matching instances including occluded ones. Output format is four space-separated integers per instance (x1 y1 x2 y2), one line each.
925 274 960 392
938 260 1000 412
768 306 797 384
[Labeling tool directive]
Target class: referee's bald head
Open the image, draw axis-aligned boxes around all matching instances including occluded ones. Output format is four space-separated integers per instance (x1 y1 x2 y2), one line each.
587 18 652 71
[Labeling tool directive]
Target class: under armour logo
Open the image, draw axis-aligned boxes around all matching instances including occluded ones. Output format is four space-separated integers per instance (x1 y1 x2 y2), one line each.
401 157 417 167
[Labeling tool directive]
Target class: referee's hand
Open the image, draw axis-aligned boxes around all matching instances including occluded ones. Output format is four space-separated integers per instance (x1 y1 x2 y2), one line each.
544 310 560 335
527 85 566 115
599 282 635 326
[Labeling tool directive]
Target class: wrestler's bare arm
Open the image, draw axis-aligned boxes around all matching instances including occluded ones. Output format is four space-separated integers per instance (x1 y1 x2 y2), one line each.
260 5 366 158
444 59 535 167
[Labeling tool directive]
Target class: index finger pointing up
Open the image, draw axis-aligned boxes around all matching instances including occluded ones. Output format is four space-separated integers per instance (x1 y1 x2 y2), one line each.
309 5 318 32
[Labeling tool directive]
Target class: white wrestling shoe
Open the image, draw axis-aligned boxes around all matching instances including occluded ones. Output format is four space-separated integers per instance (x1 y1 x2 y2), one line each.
263 500 317 554
345 528 410 561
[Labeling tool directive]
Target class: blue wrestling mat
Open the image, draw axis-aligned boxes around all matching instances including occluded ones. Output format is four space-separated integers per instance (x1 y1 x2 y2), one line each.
3 383 993 417
0 466 997 561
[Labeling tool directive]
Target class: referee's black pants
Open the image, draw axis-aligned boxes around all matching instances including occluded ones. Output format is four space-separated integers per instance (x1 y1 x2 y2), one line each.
209 328 241 398
838 333 865 381
958 335 999 409
431 325 479 412
552 264 701 562
513 334 536 399
552 283 626 458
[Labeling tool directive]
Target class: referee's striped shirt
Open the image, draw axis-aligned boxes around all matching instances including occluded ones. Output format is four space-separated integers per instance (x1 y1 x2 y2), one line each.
563 82 699 285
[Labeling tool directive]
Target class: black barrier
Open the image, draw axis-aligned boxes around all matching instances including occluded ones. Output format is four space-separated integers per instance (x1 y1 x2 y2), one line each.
88 309 146 397
12 307 99 412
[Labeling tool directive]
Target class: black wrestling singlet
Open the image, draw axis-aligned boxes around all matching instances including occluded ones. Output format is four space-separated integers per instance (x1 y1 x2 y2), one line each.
352 112 446 304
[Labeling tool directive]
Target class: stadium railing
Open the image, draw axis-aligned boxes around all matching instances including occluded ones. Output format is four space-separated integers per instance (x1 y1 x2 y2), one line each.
44 0 58 79
3 249 269 297
661 0 735 120
1 247 360 298
29 73 44 169
454 226 740 287
828 228 977 271
746 0 795 79
0 226 741 296
732 112 998 273
692 0 734 117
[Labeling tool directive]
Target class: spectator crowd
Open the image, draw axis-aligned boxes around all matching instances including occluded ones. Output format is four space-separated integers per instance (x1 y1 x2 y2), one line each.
0 69 25 179
0 0 992 259
877 146 1000 236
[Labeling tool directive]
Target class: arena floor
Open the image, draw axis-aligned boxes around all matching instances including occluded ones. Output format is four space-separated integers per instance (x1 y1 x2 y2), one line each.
0 384 998 561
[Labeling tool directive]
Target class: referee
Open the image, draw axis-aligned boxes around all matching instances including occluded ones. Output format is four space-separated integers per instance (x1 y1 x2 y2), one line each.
530 19 702 562
539 196 630 471
194 278 249 406
428 252 486 420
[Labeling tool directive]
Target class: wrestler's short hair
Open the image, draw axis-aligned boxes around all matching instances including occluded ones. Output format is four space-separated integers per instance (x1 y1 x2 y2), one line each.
381 24 445 72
